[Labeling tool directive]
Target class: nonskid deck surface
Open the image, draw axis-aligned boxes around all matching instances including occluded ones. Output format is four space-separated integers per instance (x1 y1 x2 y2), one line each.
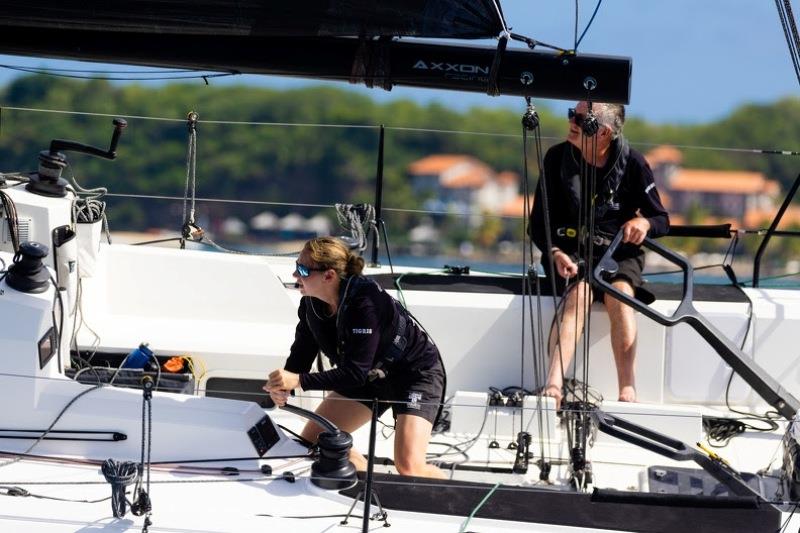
0 456 615 532
270 398 786 491
0 432 784 533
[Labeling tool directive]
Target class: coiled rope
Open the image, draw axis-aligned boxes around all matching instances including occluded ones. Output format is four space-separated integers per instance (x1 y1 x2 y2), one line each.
101 459 138 517
335 203 376 252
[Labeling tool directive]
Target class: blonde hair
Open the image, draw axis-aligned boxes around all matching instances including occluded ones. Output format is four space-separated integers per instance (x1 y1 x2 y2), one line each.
304 237 365 279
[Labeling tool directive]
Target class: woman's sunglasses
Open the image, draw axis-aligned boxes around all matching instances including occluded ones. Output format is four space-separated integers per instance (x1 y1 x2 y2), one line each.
295 262 327 278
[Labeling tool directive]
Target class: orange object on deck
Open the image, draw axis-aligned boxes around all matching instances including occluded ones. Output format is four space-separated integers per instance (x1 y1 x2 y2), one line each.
162 356 185 373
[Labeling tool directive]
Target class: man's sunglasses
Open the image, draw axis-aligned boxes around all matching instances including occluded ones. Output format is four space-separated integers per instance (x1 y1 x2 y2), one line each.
567 107 588 124
295 262 327 278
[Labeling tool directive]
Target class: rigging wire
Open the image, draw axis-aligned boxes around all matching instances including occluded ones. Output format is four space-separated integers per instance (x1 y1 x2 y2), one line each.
0 64 239 82
573 0 580 51
575 1 605 50
0 65 232 74
519 102 532 450
5 105 800 155
775 0 800 88
520 98 557 473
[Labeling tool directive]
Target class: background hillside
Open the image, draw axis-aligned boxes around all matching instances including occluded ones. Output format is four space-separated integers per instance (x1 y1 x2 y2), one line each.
1 75 799 273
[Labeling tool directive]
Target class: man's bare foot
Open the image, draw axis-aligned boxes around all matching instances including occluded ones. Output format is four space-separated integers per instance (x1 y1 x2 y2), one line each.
618 386 637 402
543 384 563 407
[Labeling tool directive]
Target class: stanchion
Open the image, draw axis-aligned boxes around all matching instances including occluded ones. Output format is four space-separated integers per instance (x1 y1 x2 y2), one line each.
362 398 379 533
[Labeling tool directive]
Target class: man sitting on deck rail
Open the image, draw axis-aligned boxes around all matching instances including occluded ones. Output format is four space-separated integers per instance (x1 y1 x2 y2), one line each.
529 101 670 405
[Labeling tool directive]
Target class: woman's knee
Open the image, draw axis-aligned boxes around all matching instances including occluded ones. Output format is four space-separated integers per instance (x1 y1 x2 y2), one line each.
299 420 325 443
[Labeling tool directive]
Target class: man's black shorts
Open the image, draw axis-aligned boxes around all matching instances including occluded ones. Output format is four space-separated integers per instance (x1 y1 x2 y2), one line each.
335 355 445 425
544 252 649 302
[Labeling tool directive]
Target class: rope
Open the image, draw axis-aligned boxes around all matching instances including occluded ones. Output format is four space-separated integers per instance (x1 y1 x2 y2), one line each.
101 459 138 517
67 164 112 244
458 481 500 532
0 190 20 253
520 99 555 475
0 383 103 469
335 203 377 253
131 378 154 532
181 111 199 247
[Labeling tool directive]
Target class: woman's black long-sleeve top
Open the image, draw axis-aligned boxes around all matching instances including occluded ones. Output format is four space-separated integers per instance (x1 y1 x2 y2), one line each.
283 276 435 391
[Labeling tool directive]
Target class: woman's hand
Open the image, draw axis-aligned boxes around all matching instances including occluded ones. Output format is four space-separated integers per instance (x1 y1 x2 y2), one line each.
267 388 291 407
263 369 300 406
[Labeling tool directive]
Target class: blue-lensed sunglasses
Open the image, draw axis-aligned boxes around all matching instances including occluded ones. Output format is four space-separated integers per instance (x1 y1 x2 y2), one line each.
295 261 327 278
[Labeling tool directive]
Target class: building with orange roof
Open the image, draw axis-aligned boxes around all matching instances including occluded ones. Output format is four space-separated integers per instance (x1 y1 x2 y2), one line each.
645 145 683 166
407 154 521 219
500 195 528 218
645 145 780 227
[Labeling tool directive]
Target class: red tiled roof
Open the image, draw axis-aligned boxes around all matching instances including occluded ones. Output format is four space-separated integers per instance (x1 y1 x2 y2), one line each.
496 171 520 185
743 205 800 228
441 167 491 189
501 195 529 217
645 145 683 166
670 169 778 194
659 190 672 210
408 154 478 175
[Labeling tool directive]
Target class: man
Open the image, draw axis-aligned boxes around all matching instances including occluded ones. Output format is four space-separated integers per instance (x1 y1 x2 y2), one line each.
529 101 669 405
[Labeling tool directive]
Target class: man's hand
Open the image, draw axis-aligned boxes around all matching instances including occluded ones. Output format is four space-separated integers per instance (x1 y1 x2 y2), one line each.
553 250 579 279
263 369 300 406
621 217 651 245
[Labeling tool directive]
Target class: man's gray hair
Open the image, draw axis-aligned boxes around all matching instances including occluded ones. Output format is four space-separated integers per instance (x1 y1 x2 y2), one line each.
593 103 625 139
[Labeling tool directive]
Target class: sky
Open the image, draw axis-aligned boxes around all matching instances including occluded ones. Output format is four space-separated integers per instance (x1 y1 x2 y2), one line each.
0 0 796 125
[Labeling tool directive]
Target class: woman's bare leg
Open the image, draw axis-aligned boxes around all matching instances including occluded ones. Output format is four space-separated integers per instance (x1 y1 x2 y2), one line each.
393 414 445 479
300 392 373 470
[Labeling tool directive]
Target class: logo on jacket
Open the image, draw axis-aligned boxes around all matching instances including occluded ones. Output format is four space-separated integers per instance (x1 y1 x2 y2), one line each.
352 328 373 334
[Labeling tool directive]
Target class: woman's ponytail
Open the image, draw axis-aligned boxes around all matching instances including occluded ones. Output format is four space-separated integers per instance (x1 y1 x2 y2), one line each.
345 254 365 277
305 236 365 279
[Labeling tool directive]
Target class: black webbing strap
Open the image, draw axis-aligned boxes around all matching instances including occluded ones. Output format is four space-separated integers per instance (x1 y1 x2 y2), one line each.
367 310 407 382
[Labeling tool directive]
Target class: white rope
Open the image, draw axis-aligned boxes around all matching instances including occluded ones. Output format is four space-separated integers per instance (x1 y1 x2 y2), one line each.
182 112 199 229
67 165 112 244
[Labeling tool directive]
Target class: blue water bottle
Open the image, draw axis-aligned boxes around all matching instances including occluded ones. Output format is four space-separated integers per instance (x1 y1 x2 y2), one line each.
122 343 153 369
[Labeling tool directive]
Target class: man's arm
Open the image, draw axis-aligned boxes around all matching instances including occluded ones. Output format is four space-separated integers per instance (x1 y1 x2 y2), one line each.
529 177 549 253
632 158 670 239
622 156 669 245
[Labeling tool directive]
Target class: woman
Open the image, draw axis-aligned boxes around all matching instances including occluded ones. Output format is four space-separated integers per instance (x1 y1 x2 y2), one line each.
264 237 446 479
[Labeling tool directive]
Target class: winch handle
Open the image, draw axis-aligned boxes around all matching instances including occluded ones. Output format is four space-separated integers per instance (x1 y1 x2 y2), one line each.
280 403 340 435
593 229 697 326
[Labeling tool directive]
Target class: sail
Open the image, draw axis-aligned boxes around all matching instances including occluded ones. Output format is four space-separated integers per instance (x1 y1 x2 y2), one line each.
0 0 506 39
